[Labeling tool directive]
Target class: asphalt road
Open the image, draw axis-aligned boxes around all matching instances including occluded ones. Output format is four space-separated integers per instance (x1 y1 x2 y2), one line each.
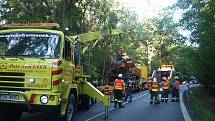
20 89 185 121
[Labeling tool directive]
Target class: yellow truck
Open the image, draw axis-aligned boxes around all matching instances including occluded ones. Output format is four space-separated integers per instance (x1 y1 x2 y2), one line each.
0 23 122 121
140 65 149 90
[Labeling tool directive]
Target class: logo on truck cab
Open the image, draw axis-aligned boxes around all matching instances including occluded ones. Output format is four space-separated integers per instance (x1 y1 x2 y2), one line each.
0 62 47 72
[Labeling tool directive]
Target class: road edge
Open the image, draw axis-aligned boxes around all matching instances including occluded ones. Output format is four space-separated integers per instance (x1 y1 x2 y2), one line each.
180 86 192 121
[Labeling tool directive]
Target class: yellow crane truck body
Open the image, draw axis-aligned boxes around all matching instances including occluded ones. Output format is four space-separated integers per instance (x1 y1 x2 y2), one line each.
0 23 121 121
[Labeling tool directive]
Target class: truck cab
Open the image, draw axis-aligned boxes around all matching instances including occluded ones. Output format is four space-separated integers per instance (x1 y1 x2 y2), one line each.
0 23 111 121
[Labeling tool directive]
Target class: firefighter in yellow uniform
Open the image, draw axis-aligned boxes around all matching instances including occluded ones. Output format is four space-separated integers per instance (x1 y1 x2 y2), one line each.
161 77 170 103
114 74 125 108
150 78 160 104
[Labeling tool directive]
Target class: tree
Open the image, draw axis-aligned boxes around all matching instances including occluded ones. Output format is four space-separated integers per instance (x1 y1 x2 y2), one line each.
176 0 215 94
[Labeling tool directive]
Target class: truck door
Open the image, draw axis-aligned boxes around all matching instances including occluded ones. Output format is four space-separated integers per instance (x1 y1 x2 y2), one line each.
62 38 74 84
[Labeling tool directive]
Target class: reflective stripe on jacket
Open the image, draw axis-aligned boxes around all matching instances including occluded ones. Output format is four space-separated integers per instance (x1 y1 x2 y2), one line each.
163 81 169 89
115 79 123 90
151 82 158 92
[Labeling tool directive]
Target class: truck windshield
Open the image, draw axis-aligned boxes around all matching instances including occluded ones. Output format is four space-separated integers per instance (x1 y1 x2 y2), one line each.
0 32 61 58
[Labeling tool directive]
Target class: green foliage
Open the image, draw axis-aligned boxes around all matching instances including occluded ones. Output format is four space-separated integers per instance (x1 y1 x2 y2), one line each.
191 87 215 121
176 0 215 90
0 0 55 23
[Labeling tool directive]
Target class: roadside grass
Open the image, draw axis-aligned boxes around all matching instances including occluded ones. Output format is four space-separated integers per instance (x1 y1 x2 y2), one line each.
191 87 215 121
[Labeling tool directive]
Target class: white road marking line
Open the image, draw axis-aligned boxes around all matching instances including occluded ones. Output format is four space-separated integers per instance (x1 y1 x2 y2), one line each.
85 93 148 121
180 90 192 121
180 84 200 121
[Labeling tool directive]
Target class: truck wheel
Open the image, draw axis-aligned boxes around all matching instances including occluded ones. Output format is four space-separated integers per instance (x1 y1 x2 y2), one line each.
63 94 77 121
0 105 23 121
80 94 90 110
10 110 23 121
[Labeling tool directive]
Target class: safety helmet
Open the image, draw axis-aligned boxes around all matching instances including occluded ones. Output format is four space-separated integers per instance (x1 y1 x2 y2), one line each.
153 78 157 82
175 76 179 79
162 77 167 80
118 74 123 78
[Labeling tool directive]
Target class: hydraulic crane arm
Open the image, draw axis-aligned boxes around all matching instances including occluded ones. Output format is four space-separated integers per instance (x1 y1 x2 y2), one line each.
79 81 110 106
68 29 122 43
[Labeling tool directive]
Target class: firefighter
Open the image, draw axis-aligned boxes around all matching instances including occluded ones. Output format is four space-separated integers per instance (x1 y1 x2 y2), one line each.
114 74 125 108
161 77 170 102
150 78 160 104
125 78 133 102
172 76 180 102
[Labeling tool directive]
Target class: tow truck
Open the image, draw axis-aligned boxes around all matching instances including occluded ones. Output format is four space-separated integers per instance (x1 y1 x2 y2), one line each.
151 64 175 81
0 23 122 121
151 64 175 95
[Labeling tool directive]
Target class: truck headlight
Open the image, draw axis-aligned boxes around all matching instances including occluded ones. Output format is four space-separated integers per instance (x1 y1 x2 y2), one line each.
159 88 163 91
29 78 35 83
40 95 48 104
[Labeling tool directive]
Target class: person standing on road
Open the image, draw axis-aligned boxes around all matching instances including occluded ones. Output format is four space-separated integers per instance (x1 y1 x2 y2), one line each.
161 77 170 103
125 78 133 103
172 76 180 102
185 81 191 101
150 78 160 104
114 74 125 108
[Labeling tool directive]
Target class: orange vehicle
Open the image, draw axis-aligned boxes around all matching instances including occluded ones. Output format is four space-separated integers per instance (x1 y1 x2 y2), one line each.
109 48 144 91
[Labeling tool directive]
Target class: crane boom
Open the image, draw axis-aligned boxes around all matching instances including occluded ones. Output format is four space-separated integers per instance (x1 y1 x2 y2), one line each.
69 29 122 43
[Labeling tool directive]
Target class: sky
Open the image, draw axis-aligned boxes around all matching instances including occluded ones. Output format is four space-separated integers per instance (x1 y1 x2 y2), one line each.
116 0 178 20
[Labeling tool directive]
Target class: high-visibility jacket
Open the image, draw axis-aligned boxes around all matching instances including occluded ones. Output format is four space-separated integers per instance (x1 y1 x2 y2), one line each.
151 82 158 92
163 80 169 89
175 80 180 90
114 79 124 90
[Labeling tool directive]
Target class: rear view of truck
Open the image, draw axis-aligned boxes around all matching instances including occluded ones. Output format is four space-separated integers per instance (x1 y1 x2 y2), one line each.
151 64 175 82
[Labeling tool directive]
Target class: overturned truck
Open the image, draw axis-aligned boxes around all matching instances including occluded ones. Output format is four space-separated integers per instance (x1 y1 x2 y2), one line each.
109 48 145 91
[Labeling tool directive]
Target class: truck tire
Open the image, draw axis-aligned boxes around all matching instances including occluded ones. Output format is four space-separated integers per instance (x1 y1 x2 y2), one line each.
0 105 23 121
63 94 77 121
79 94 90 110
10 110 23 121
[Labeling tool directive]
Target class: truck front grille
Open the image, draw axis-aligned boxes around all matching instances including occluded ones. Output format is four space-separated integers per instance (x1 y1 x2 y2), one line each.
0 83 24 87
0 72 25 76
0 72 25 88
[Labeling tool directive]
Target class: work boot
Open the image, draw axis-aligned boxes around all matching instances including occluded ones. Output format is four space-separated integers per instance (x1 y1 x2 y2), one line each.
165 98 168 103
176 98 179 102
118 102 125 108
155 100 160 104
150 100 153 104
